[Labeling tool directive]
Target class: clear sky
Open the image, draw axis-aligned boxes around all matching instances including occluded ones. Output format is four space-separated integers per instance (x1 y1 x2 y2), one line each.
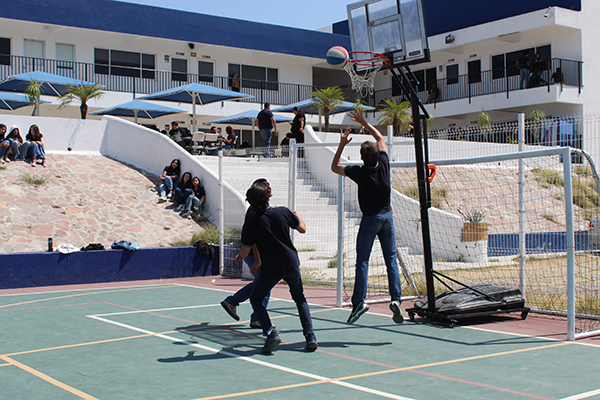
115 0 352 31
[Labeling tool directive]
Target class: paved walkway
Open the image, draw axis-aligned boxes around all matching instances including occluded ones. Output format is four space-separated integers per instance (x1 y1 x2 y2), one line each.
0 154 203 253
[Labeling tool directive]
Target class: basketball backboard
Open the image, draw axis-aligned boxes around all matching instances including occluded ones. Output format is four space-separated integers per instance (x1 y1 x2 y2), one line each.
347 0 430 70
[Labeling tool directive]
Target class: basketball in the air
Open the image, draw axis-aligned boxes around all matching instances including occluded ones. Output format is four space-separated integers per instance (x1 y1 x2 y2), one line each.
326 46 349 69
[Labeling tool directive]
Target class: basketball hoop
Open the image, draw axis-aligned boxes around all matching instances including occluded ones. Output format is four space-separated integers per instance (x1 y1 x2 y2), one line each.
344 51 390 97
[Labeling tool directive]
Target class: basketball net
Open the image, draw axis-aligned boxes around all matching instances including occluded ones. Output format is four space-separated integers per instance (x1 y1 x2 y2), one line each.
344 53 388 97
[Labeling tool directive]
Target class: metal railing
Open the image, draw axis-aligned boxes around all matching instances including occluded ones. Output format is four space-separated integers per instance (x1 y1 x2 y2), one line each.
0 55 583 108
0 55 316 106
369 57 583 108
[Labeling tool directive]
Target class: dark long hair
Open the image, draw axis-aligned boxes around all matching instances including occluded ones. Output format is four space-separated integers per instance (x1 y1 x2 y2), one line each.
166 159 181 176
246 178 271 214
177 171 192 189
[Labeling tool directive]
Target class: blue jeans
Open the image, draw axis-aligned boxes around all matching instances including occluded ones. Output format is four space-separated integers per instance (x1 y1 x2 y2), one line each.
352 211 402 306
224 255 270 323
519 68 530 89
250 268 314 337
0 141 9 159
28 143 46 159
158 176 174 197
260 128 272 155
20 142 31 159
184 195 203 212
174 187 191 205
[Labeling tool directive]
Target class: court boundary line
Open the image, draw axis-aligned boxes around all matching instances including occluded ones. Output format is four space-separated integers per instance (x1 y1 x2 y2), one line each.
88 315 414 400
87 312 574 400
0 355 98 400
559 388 600 400
0 283 176 298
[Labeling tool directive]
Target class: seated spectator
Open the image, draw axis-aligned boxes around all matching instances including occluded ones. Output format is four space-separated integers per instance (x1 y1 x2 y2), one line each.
218 126 236 150
158 159 181 202
6 125 24 161
0 124 11 164
180 176 205 219
426 82 439 104
240 140 251 149
174 171 192 212
25 125 46 167
551 68 564 84
280 132 292 147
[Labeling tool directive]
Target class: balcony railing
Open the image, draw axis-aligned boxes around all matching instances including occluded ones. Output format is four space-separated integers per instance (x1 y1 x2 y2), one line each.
0 55 317 106
0 55 583 109
368 57 583 109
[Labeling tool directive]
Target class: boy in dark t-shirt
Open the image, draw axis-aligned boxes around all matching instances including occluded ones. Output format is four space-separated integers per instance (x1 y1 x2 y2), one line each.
235 179 317 354
331 110 403 325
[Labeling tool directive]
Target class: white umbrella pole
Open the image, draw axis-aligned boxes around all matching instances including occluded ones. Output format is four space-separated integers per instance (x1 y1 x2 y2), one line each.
192 95 197 132
134 110 138 124
252 119 256 148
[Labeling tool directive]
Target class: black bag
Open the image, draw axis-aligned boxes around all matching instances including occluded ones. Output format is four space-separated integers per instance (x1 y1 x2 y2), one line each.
193 240 215 259
80 243 105 251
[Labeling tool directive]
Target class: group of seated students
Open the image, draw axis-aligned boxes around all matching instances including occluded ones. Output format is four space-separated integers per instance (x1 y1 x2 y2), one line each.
157 159 206 219
0 123 47 167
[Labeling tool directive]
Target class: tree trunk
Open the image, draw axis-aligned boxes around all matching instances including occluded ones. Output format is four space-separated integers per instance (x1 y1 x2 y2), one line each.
324 111 330 132
80 103 88 119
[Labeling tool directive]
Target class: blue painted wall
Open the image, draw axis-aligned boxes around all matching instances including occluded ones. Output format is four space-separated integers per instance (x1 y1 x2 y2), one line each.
0 246 223 290
488 230 593 257
0 0 351 58
333 0 581 37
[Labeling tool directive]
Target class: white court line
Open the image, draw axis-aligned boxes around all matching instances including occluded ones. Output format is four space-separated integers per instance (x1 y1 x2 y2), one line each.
560 388 600 400
88 315 414 400
0 283 177 297
464 326 600 349
93 304 219 317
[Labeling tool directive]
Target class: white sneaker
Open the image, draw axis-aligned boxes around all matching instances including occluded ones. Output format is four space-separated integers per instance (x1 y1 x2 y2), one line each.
176 204 184 211
158 196 167 203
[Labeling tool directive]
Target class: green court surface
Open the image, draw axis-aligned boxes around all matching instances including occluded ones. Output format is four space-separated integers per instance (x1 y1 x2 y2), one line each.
1 282 599 400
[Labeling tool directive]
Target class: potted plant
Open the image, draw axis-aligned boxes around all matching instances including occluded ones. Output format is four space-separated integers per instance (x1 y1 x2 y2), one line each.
459 209 488 242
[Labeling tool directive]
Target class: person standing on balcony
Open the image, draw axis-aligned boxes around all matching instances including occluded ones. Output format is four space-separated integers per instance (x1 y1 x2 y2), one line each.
330 110 404 326
516 50 531 89
257 102 277 157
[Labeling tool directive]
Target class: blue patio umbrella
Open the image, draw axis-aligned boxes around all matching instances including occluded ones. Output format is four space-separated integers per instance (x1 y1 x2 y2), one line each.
207 109 293 147
271 99 375 115
137 83 254 132
89 100 185 123
0 71 100 97
272 99 374 131
0 92 50 111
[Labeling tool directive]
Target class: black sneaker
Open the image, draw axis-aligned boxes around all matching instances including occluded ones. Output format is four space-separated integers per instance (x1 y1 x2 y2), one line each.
220 300 240 321
347 302 369 324
249 320 262 329
261 330 281 354
304 333 318 352
390 300 404 324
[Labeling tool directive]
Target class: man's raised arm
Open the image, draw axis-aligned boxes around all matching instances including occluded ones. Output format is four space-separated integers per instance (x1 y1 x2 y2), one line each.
348 110 387 153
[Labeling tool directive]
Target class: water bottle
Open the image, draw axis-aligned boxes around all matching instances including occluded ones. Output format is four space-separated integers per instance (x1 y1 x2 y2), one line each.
48 238 53 252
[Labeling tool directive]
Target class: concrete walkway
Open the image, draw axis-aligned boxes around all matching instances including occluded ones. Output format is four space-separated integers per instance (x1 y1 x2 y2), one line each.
0 154 203 253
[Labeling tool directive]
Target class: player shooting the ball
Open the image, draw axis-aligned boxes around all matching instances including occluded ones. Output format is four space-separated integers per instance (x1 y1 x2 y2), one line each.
331 110 404 325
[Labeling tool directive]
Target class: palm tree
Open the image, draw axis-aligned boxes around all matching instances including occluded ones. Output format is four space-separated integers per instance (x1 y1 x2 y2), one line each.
309 86 344 132
527 106 547 144
477 107 492 142
58 84 104 119
377 97 411 136
25 78 42 116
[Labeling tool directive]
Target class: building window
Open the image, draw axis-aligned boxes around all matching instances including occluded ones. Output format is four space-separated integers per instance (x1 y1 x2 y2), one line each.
56 43 74 76
0 37 11 66
94 48 155 79
172 58 187 82
230 63 279 91
198 61 213 83
94 48 109 75
492 54 504 79
446 64 459 85
24 39 44 70
506 48 535 77
425 68 437 91
413 70 425 92
142 53 155 80
412 67 437 92
468 60 481 84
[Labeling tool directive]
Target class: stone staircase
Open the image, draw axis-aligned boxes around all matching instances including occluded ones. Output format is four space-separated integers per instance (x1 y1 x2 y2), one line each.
195 155 345 272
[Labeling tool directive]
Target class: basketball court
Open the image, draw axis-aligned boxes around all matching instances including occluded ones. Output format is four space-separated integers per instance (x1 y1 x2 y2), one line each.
2 276 599 400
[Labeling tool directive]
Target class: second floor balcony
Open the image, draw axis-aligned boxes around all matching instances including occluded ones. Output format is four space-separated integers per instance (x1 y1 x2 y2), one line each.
0 55 583 111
